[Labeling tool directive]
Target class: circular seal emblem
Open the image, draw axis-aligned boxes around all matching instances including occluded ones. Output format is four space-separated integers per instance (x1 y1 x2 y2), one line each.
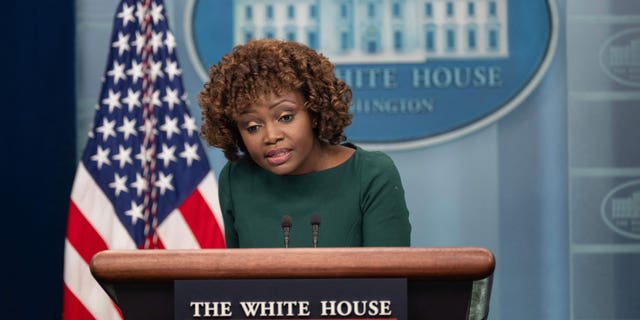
601 180 640 240
599 27 640 87
185 0 558 150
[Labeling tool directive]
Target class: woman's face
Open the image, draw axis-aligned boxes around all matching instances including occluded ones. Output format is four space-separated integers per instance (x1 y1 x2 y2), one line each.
235 90 322 175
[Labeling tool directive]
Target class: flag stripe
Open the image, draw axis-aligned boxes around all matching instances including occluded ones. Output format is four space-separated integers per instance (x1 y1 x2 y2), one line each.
63 240 121 319
66 200 108 264
70 163 136 249
198 171 225 237
157 208 200 248
180 189 225 248
63 284 95 320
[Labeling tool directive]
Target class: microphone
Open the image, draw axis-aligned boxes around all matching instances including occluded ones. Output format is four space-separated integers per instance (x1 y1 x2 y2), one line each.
310 214 320 248
281 215 292 248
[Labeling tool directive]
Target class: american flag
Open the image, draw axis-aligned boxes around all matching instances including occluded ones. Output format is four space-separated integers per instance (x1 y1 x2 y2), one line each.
62 0 225 318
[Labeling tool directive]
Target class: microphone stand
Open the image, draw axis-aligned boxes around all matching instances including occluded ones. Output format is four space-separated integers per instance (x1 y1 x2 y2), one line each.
310 214 320 248
281 215 292 248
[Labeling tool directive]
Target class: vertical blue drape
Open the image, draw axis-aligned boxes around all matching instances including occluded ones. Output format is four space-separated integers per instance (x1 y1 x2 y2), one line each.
6 0 75 318
498 1 569 318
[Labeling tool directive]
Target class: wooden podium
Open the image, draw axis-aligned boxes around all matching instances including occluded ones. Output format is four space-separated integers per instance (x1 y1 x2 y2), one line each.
91 247 495 319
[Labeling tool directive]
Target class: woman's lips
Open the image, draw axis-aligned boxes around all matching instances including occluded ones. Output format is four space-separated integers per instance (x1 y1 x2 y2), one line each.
265 148 292 166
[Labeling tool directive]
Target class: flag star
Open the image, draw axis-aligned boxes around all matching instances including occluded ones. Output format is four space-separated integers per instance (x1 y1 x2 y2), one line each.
181 114 198 137
117 3 136 27
125 200 145 225
155 171 174 195
126 60 144 84
135 2 147 25
96 118 117 141
157 143 177 167
135 146 153 165
149 59 164 82
102 89 122 112
164 31 176 54
118 117 138 140
132 31 145 55
180 143 200 166
164 60 182 81
130 173 148 197
112 145 133 168
160 115 180 139
150 2 165 24
150 31 164 54
112 32 130 56
107 61 127 84
108 173 128 197
146 89 162 108
90 145 111 169
162 87 181 110
122 88 141 111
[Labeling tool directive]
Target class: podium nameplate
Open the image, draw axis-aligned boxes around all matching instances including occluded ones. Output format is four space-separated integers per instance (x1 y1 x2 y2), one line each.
175 278 407 320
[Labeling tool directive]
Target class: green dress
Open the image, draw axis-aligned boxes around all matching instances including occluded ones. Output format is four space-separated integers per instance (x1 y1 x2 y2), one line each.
218 144 411 248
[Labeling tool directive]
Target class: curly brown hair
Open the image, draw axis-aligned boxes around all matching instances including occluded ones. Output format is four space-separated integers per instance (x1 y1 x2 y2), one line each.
197 39 353 161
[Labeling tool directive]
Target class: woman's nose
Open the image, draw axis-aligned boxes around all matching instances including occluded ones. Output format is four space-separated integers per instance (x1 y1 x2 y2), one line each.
263 123 284 144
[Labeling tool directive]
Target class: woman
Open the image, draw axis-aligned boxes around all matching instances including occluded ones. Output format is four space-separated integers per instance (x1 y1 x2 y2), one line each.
198 39 411 248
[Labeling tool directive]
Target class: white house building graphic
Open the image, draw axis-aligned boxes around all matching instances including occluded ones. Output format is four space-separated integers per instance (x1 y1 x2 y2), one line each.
601 31 640 87
607 39 640 67
233 0 509 64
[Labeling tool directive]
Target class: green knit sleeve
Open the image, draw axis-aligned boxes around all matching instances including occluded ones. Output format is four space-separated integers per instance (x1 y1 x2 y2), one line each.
218 162 239 248
360 152 412 246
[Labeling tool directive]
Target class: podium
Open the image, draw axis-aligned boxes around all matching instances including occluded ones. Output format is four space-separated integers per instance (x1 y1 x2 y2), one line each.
91 247 495 319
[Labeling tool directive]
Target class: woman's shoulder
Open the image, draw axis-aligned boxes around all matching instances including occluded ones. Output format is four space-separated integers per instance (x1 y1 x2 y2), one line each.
220 156 262 179
348 143 396 169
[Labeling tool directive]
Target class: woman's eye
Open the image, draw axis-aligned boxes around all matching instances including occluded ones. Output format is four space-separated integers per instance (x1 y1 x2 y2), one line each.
246 125 260 133
279 114 294 122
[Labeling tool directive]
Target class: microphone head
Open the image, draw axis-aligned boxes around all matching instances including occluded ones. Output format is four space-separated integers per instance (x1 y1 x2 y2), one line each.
310 213 321 226
281 215 292 228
